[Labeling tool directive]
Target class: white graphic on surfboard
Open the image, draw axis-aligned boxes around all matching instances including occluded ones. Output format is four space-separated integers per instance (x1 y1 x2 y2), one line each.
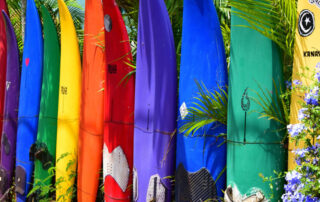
179 102 188 120
146 174 166 202
6 81 11 91
103 144 130 192
298 10 315 37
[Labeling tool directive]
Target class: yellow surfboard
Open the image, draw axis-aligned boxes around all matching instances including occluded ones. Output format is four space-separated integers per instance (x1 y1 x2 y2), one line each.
56 0 81 200
289 0 319 170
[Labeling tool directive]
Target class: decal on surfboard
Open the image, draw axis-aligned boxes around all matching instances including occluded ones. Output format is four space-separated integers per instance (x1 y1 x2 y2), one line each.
179 102 188 120
61 86 68 95
309 0 320 9
108 64 117 74
103 144 130 192
146 174 166 202
241 88 250 144
175 163 217 202
104 14 112 32
25 58 30 67
5 81 10 91
298 10 315 37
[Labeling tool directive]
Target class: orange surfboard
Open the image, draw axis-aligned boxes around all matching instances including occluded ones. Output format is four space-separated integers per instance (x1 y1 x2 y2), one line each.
77 0 106 201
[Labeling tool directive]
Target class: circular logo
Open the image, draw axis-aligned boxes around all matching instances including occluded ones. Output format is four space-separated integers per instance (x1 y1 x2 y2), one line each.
298 10 315 37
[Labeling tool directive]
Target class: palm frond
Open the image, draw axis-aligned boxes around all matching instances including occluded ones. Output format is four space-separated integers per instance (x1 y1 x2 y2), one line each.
179 81 228 137
251 80 289 130
229 0 296 59
7 0 84 57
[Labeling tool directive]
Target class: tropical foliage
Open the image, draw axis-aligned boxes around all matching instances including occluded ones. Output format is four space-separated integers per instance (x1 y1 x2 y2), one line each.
179 0 295 138
179 81 228 137
7 0 84 56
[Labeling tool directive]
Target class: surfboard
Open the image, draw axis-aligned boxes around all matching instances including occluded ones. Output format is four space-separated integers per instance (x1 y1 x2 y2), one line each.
14 0 43 201
0 0 9 155
0 11 20 199
103 0 135 201
56 0 81 201
133 0 177 201
175 0 228 200
288 0 320 170
32 5 60 198
77 0 105 201
226 4 286 201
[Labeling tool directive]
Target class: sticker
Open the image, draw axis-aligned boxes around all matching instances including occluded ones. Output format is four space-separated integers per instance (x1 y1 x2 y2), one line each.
103 144 130 192
25 58 30 67
104 14 112 32
61 86 68 95
309 0 320 9
108 64 117 74
179 102 188 120
6 81 11 91
298 10 315 37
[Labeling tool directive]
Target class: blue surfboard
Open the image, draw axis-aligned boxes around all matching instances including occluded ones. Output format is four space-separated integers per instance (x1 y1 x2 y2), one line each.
15 0 43 200
176 0 228 200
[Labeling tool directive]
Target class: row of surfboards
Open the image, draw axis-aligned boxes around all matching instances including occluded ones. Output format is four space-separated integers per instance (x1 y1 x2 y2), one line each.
0 0 313 201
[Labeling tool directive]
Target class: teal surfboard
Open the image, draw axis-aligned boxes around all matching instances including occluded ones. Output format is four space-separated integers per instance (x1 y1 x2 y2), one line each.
226 4 286 201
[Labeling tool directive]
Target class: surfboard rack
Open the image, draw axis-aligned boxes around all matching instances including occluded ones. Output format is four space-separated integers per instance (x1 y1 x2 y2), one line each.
30 143 53 170
0 167 7 193
15 166 26 195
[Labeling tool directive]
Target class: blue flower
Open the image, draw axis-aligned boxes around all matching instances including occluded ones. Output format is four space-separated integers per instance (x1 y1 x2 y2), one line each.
294 148 308 158
287 124 306 138
285 170 302 185
286 80 292 89
293 80 302 86
305 86 319 106
312 158 318 165
315 72 320 82
298 108 309 121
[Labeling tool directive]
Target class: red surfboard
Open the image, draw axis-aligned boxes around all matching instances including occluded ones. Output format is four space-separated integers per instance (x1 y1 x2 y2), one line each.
0 0 9 152
103 0 135 201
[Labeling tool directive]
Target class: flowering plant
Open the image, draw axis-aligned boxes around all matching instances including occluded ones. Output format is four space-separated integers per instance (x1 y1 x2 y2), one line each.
282 64 320 201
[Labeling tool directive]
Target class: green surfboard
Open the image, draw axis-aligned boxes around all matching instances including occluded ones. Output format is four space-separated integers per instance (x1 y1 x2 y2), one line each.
226 6 286 201
33 5 60 196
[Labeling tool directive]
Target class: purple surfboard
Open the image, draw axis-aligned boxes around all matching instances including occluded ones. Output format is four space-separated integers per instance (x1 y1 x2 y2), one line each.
0 11 20 198
133 0 177 201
